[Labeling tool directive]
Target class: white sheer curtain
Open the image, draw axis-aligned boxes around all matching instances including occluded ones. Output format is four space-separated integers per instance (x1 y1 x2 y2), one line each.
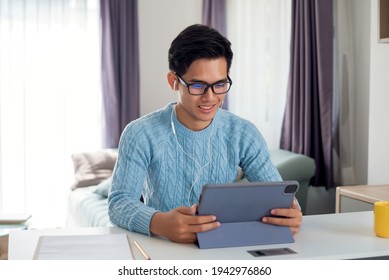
226 0 291 149
0 0 102 227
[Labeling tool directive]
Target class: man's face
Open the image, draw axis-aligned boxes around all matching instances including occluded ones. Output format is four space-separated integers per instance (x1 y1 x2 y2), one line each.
175 57 228 131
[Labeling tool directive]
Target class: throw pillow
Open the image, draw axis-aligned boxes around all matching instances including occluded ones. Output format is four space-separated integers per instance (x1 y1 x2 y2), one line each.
71 149 118 189
93 177 111 198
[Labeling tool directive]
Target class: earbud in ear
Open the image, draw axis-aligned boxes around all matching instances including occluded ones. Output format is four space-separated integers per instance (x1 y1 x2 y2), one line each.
173 80 177 90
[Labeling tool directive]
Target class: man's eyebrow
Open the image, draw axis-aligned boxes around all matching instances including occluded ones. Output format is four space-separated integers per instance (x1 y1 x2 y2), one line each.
188 78 228 84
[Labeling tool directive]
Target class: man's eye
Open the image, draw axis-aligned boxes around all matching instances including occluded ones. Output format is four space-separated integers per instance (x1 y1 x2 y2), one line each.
191 84 206 89
214 82 226 88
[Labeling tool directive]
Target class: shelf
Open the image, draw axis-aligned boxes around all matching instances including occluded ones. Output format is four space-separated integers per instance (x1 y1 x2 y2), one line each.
379 0 389 43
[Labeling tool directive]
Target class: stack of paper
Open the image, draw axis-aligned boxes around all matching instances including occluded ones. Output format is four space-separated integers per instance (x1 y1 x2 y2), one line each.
0 213 31 224
33 234 134 260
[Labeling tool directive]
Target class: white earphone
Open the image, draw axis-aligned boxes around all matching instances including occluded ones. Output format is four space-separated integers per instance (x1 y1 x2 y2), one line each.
173 80 177 91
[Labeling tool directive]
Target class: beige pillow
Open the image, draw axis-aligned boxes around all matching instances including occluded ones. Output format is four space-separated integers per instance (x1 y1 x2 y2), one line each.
71 149 118 189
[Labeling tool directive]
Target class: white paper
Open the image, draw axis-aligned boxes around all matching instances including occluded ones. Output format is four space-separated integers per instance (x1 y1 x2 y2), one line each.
0 213 31 224
33 234 133 260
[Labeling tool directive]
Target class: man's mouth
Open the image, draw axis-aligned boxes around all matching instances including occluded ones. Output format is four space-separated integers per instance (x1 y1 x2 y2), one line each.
198 105 216 113
198 105 214 110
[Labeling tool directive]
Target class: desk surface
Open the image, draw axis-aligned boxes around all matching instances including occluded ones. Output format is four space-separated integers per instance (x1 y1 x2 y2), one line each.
9 211 389 260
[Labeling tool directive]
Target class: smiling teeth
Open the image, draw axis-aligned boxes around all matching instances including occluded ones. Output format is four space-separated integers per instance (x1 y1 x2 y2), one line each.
199 106 212 109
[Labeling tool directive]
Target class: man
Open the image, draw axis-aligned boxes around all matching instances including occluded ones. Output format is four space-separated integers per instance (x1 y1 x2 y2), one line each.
108 24 302 243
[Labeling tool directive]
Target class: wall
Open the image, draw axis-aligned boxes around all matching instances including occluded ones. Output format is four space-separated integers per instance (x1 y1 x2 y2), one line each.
138 0 202 116
368 0 389 184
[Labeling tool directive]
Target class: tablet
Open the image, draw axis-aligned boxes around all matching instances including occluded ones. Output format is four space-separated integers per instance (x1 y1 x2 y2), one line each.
196 181 299 249
197 181 299 222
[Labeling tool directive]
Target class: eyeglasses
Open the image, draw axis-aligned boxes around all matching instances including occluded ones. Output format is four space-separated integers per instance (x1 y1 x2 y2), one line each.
176 74 233 95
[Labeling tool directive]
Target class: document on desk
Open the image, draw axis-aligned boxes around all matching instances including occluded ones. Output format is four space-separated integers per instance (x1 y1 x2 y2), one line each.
0 212 31 224
33 234 134 260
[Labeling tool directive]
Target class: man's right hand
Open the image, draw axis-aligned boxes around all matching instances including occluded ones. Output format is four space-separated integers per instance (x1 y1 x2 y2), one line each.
149 204 220 243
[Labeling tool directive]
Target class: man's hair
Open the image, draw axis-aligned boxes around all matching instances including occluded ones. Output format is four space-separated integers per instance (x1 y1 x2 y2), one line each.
168 24 233 76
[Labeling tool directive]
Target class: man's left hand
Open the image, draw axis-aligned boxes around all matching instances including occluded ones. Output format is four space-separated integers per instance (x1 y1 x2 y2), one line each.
261 199 302 235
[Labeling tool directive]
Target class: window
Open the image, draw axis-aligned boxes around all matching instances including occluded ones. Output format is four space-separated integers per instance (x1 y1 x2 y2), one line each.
227 0 291 149
0 0 102 227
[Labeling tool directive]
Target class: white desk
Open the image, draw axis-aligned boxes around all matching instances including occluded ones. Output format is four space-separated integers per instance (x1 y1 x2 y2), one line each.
9 211 389 260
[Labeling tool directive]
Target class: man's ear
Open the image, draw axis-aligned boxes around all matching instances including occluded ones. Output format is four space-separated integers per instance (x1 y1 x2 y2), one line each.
167 72 178 91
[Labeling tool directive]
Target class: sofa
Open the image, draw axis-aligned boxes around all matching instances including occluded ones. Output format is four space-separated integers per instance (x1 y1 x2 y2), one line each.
66 149 315 228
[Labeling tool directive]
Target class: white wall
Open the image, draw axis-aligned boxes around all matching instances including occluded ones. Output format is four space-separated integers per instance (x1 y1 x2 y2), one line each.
368 0 389 184
138 0 202 116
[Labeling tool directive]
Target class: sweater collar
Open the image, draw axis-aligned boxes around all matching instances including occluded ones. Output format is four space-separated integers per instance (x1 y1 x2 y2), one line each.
169 103 220 140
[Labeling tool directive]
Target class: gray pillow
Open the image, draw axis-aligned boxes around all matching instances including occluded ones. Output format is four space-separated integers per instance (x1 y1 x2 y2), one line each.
71 149 117 189
93 177 111 197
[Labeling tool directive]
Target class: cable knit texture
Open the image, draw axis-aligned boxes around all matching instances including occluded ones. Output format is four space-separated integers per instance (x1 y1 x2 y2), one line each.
108 103 281 235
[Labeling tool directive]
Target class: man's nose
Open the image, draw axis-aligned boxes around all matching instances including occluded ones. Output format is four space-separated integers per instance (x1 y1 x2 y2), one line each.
201 87 215 99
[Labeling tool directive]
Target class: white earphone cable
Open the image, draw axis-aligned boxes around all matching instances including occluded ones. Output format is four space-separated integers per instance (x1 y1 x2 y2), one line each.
170 105 213 205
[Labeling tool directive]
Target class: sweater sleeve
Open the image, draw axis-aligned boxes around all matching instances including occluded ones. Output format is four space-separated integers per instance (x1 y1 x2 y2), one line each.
108 122 158 235
238 122 282 182
239 122 302 209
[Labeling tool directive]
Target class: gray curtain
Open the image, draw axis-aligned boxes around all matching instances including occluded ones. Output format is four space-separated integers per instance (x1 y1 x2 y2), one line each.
202 0 227 36
280 0 334 188
100 0 139 148
202 0 228 110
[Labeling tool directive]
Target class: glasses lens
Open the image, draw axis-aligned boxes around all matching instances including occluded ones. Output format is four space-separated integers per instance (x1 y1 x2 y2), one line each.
213 82 231 94
188 83 207 95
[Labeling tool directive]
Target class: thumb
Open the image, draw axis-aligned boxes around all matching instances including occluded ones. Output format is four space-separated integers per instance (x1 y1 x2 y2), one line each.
176 204 197 215
291 198 297 209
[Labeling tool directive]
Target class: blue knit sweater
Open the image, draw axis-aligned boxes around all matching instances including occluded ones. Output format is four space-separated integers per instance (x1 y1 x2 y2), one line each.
108 103 281 235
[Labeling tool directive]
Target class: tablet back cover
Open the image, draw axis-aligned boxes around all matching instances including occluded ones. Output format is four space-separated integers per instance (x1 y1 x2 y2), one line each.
196 181 298 249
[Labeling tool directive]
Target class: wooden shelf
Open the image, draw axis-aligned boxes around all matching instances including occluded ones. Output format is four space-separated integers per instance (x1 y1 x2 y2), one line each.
379 0 389 43
336 185 389 213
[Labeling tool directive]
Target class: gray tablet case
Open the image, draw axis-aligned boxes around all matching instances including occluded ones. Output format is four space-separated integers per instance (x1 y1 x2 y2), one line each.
196 181 299 249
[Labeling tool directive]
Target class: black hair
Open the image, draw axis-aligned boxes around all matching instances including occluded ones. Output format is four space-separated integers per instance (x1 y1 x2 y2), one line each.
168 24 233 76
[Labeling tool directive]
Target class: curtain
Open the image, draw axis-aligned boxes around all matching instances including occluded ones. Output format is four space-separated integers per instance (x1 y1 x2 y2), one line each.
100 0 139 148
280 0 334 188
202 0 227 36
0 0 102 226
227 0 291 149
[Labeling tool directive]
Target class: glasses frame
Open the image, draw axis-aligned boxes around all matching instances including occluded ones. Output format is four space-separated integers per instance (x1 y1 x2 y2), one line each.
176 74 233 96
